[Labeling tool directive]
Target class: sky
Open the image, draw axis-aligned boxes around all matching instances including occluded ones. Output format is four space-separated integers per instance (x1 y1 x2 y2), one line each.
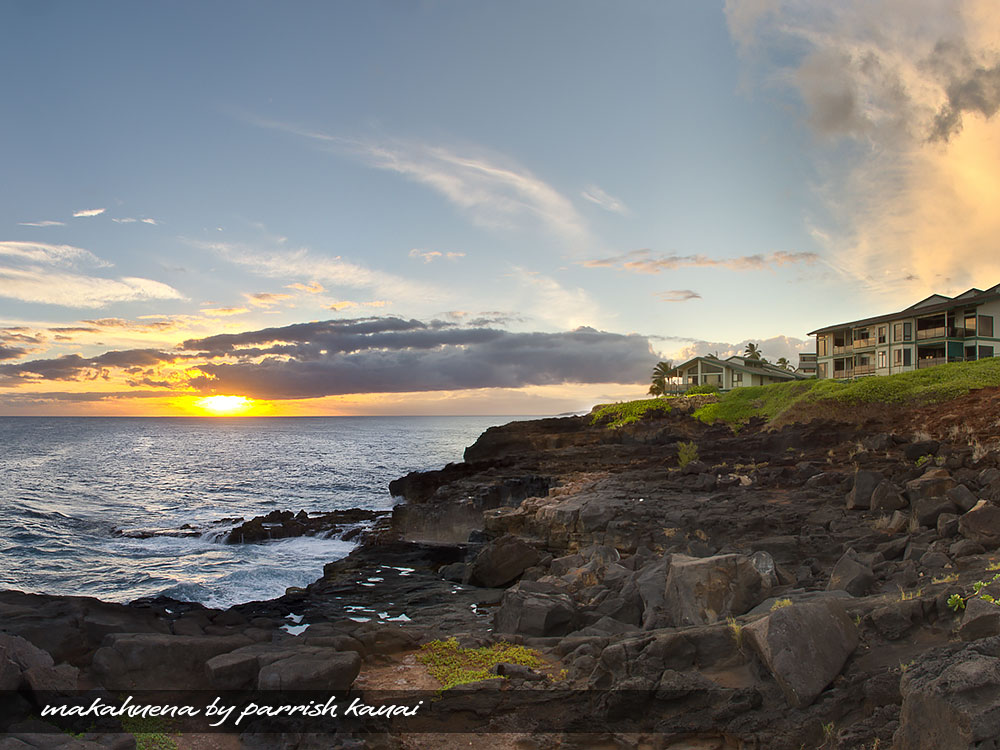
3 0 1000 416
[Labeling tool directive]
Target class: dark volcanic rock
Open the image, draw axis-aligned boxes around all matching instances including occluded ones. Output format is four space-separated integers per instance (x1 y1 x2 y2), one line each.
225 508 386 543
466 534 541 588
744 599 858 708
663 553 770 626
895 636 1000 749
827 549 874 597
846 469 884 510
493 583 578 637
959 500 1000 548
871 480 908 513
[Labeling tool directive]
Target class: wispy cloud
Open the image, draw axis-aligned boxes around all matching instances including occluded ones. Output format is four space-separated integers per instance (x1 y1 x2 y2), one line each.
509 267 602 330
245 292 292 308
197 239 437 304
408 249 466 263
18 220 65 228
0 241 183 308
251 119 591 246
656 290 702 302
724 0 1000 298
0 268 183 308
112 217 158 225
581 185 630 215
286 281 325 294
72 208 105 218
584 248 820 273
200 307 250 317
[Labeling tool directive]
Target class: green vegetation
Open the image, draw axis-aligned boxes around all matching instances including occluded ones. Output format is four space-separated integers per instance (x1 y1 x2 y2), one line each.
417 638 547 690
676 440 699 468
591 398 673 428
685 383 720 395
119 717 178 750
947 571 1000 612
726 616 743 649
648 360 673 397
692 358 1000 427
770 598 792 610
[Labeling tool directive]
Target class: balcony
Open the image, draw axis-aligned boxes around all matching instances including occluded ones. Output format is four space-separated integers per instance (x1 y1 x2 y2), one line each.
916 326 969 340
832 345 853 355
832 369 854 379
853 364 876 376
916 357 947 369
852 338 876 349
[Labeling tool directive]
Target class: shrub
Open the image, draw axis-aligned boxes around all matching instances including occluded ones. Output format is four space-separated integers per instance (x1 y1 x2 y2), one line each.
685 384 719 395
590 398 673 429
417 638 547 690
676 440 699 468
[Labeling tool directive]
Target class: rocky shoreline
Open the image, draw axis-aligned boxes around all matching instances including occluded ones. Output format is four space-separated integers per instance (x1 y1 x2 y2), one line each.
6 389 1000 748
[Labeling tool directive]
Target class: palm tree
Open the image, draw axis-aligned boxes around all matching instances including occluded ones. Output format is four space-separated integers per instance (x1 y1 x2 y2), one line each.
744 342 762 361
775 356 791 371
648 360 672 396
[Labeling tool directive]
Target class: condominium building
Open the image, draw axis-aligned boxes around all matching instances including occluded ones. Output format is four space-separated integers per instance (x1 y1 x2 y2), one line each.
667 354 804 391
809 285 1000 380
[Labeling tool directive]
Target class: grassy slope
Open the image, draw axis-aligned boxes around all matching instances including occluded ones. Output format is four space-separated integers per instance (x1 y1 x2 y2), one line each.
692 358 1000 427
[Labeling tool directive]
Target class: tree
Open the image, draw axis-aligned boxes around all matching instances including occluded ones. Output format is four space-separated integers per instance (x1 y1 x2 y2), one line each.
744 342 762 361
775 356 791 370
648 360 672 397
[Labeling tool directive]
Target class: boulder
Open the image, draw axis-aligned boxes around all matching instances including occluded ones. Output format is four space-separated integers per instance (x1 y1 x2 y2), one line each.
905 471 956 505
493 583 578 637
846 470 884 510
205 651 260 690
870 481 908 513
947 484 979 514
466 534 541 588
91 633 252 689
903 440 940 462
950 539 986 558
663 553 770 626
894 636 1000 749
870 600 920 640
827 550 874 597
744 599 858 708
257 651 361 691
913 496 957 528
21 663 78 694
958 597 1000 642
937 512 960 538
0 635 53 673
959 501 1000 548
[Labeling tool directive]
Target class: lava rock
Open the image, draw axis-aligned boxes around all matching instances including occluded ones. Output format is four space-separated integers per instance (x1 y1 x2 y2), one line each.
959 501 1000 548
663 553 770 626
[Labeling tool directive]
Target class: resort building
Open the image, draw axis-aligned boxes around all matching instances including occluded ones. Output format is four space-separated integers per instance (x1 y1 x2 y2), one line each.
667 355 805 391
809 285 1000 380
796 352 818 376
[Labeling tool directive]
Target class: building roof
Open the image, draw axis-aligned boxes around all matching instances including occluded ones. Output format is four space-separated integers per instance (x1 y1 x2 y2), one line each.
807 283 1000 336
667 355 803 381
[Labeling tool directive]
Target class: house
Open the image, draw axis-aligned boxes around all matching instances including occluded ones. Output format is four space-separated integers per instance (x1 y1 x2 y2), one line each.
796 352 818 376
667 355 805 391
809 284 1000 380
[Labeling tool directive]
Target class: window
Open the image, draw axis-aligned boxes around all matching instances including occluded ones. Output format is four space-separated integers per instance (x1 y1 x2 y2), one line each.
980 315 994 338
878 350 887 368
817 335 828 357
878 326 887 344
894 323 903 342
817 362 828 378
732 371 743 385
980 346 995 359
904 322 912 341
903 348 912 366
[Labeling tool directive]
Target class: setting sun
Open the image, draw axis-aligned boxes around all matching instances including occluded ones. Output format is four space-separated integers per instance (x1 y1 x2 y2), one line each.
194 395 255 415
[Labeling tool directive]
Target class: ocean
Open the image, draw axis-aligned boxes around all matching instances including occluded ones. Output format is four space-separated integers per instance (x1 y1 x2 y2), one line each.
0 416 520 609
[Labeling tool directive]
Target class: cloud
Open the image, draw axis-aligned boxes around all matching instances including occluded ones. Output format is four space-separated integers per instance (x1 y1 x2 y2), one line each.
671 334 813 364
0 241 104 266
245 292 292 308
656 290 702 302
72 208 106 218
725 0 1000 298
0 328 44 361
18 220 65 227
509 268 602 329
408 249 466 263
113 217 159 225
580 185 630 215
0 349 177 384
141 218 157 225
584 248 820 273
200 306 250 317
286 281 325 294
0 268 184 308
252 119 590 246
197 240 434 304
181 318 655 399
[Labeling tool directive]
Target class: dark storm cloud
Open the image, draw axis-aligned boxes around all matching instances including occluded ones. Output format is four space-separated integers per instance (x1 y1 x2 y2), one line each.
0 345 26 361
0 349 176 382
2 317 657 398
187 326 655 399
926 40 1000 142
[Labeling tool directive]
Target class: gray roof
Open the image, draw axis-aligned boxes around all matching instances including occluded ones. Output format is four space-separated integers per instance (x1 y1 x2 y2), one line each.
808 283 1000 336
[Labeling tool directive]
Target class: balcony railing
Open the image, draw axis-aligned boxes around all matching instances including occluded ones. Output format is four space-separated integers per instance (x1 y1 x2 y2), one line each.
916 357 947 369
852 338 876 349
853 364 876 376
832 345 852 355
832 369 854 379
916 326 971 340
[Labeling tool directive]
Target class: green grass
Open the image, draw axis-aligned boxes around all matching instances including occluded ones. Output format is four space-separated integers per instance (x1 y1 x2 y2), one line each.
691 358 1000 427
591 397 674 428
417 638 548 690
118 717 178 750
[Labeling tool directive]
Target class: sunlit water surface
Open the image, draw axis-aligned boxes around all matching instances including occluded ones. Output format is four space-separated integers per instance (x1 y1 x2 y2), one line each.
0 416 521 608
